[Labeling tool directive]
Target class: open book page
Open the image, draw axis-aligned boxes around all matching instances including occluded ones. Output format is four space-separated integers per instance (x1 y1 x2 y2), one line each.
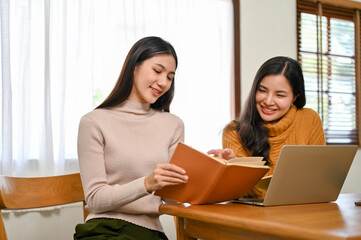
209 155 265 167
226 157 265 166
188 144 265 167
207 155 266 167
208 155 228 164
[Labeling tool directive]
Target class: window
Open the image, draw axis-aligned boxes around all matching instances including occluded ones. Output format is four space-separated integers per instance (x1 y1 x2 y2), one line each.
297 0 361 145
0 0 240 176
88 0 236 153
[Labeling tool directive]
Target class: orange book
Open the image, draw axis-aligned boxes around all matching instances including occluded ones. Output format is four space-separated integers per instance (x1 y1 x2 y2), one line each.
155 143 270 204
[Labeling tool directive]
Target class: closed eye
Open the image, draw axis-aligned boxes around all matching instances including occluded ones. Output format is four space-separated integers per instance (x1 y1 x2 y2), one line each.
167 75 175 81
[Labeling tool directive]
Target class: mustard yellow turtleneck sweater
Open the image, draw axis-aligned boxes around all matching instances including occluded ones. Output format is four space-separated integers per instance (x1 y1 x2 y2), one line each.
222 106 326 183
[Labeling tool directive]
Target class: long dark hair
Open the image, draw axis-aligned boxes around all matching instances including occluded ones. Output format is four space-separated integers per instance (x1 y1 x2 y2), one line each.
231 56 306 164
97 36 178 112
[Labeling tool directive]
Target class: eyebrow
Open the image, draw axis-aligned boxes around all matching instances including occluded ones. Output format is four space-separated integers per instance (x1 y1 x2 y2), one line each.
154 63 175 75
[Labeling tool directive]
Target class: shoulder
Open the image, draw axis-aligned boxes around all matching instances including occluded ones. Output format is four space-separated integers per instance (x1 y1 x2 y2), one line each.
223 121 238 134
152 110 185 134
77 109 111 142
155 110 184 125
80 108 109 124
78 108 115 132
297 107 319 116
296 107 322 122
224 121 237 130
155 111 185 142
295 108 325 144
222 121 240 141
295 108 324 133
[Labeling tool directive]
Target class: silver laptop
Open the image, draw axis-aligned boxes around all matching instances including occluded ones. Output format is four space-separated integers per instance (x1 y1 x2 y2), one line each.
234 145 358 206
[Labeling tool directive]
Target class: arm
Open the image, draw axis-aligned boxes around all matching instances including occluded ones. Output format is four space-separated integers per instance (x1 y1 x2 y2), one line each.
145 117 188 192
222 124 252 158
207 123 238 160
207 123 251 160
78 115 151 213
308 111 326 145
168 117 185 157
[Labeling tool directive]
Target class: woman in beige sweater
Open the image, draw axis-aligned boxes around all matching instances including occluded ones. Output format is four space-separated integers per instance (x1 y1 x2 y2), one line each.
74 37 188 240
208 56 325 197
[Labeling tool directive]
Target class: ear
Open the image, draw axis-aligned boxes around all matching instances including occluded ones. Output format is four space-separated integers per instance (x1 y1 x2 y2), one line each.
133 65 139 76
293 94 299 103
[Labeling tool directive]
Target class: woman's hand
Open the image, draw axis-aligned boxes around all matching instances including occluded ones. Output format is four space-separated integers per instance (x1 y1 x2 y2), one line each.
207 148 235 160
145 163 188 193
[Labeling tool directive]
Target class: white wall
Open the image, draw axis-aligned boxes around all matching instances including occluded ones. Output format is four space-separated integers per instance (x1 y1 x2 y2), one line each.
240 0 297 104
2 0 361 239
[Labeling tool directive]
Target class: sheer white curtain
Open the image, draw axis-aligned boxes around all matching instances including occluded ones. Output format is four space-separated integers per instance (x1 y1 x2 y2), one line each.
0 0 233 176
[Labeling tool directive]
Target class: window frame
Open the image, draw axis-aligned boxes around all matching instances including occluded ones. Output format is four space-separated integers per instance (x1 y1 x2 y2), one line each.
232 0 241 120
297 0 361 146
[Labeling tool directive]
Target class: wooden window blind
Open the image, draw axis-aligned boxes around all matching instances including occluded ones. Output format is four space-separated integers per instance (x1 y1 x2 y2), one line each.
297 0 361 145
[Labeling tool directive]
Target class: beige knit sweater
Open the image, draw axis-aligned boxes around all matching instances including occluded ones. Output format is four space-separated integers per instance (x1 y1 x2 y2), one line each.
77 100 184 232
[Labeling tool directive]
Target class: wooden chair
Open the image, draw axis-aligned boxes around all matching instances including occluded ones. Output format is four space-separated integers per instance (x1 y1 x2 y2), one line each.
0 173 88 240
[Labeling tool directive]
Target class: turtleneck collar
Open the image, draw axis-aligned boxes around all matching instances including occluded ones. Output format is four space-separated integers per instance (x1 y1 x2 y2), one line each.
264 105 297 137
114 100 153 115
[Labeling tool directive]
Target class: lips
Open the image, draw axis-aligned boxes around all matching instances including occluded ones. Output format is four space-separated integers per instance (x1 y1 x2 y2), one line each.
150 87 162 96
260 106 276 115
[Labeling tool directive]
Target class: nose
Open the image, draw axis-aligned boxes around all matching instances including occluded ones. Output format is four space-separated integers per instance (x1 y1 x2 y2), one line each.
264 93 275 106
157 75 168 88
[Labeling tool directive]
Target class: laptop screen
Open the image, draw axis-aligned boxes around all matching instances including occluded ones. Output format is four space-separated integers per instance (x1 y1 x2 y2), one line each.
236 145 358 207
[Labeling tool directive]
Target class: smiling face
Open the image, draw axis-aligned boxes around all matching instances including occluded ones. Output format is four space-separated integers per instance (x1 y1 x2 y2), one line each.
255 74 296 123
128 54 176 104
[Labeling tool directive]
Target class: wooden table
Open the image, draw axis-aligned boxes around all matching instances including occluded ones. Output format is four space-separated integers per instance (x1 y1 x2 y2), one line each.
159 193 361 240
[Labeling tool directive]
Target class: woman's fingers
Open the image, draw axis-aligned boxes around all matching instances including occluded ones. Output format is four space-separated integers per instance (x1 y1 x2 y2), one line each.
159 163 186 175
207 149 223 158
145 163 188 192
207 148 235 160
223 149 235 159
154 164 188 182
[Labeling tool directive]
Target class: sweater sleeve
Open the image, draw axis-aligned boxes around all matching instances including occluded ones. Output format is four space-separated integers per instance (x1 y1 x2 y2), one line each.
168 117 185 159
222 123 251 157
77 115 149 214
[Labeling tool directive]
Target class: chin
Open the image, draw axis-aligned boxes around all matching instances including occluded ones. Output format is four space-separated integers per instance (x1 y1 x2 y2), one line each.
147 98 159 104
260 114 278 122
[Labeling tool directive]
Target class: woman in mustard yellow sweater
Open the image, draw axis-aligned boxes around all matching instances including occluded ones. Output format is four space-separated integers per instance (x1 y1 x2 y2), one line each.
208 56 325 196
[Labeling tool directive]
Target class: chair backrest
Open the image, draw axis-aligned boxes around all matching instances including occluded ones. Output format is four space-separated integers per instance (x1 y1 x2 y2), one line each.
0 173 88 240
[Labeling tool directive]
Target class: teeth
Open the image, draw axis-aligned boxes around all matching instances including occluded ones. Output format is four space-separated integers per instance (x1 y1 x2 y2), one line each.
263 107 274 112
152 87 160 93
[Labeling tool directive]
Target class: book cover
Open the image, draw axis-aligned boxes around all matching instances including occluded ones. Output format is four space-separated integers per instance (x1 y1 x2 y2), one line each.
155 142 270 204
